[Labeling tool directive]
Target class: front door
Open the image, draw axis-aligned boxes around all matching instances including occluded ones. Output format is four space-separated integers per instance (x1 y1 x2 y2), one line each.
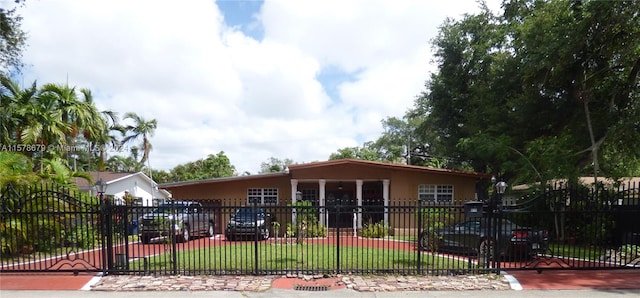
326 191 356 228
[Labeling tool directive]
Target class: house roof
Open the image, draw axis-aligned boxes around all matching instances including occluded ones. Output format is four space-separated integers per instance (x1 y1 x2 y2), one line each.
75 171 171 197
159 159 490 189
287 159 491 178
159 171 287 188
74 171 134 189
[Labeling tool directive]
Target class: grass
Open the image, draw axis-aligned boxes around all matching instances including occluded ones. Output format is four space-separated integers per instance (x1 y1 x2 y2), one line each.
131 243 476 272
548 243 604 260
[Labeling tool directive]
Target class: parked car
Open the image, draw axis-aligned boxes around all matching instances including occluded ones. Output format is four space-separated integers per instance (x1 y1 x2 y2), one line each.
225 207 271 241
138 201 215 244
418 218 548 258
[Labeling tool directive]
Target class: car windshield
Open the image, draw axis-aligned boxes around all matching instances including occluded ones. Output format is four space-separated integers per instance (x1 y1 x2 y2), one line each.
152 204 188 214
234 208 265 220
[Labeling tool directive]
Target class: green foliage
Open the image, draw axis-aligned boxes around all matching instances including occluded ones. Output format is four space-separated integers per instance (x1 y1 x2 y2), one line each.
122 112 157 165
417 207 454 231
360 220 388 238
286 200 326 239
305 222 326 238
0 218 27 255
64 224 98 249
619 244 640 261
0 151 38 186
411 0 640 184
417 207 454 253
0 3 27 74
329 142 383 161
259 157 294 174
166 151 236 183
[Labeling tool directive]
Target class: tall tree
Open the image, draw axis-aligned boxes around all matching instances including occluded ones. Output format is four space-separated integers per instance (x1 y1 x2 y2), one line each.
413 0 640 185
169 152 235 182
329 142 383 161
122 112 157 165
0 75 37 146
259 157 294 173
0 2 27 75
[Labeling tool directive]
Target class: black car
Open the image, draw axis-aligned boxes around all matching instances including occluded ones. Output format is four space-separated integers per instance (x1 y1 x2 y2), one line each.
418 218 548 258
224 207 271 240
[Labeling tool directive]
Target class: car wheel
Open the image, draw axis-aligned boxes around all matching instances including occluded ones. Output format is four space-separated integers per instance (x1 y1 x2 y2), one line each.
180 227 190 243
140 235 151 244
225 233 234 241
418 232 430 251
207 223 215 237
261 227 270 240
478 238 495 260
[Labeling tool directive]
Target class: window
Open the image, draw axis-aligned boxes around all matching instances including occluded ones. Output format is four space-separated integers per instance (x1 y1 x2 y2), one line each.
418 184 454 203
247 188 278 205
301 189 318 206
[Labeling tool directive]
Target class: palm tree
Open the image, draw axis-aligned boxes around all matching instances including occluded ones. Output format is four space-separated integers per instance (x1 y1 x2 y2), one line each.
0 76 40 147
122 112 157 165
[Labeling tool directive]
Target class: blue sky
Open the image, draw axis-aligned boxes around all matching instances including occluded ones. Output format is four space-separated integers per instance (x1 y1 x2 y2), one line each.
217 0 265 40
13 0 502 174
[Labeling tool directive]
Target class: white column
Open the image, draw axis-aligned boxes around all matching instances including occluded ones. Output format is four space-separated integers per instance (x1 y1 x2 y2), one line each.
356 180 363 229
319 179 326 226
291 179 298 224
383 179 390 227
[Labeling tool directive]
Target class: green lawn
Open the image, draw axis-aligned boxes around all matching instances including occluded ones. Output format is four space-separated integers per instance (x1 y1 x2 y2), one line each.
547 243 604 260
132 243 476 272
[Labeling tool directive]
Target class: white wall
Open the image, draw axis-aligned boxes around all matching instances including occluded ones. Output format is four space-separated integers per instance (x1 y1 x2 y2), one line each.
106 174 168 206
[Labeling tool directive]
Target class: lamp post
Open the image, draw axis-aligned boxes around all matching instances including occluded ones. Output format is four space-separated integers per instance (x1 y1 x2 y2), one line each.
96 178 107 201
96 178 113 273
489 178 507 270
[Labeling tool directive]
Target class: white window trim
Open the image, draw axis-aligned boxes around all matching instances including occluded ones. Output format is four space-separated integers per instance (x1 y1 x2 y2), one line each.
418 184 454 203
247 188 278 205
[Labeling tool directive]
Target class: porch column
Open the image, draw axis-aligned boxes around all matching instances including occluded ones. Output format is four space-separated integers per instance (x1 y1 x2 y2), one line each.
356 179 363 229
319 179 326 226
291 179 298 224
383 179 390 226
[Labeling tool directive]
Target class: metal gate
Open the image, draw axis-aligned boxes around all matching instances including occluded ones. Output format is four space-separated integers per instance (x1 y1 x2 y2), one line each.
497 182 640 271
0 183 106 273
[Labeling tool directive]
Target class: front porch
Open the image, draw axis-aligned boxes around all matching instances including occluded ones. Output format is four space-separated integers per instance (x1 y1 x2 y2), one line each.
290 179 390 228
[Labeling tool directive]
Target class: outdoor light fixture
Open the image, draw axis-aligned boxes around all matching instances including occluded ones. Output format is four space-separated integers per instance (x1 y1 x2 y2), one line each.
296 190 302 201
95 178 107 201
338 182 343 190
495 181 507 194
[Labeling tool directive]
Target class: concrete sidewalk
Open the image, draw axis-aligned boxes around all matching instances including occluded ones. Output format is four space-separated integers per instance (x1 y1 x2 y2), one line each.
2 289 640 298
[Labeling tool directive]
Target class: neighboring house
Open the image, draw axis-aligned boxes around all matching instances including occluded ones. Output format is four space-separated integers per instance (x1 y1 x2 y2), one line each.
74 171 171 206
159 159 491 232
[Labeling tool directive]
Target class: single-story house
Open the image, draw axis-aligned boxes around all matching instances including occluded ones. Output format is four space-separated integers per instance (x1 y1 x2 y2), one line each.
159 159 491 233
74 171 171 206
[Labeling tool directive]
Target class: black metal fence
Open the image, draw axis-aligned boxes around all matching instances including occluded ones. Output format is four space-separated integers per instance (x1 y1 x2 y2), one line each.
1 182 639 276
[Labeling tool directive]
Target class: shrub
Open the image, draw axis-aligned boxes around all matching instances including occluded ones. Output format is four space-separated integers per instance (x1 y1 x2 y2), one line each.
361 221 388 238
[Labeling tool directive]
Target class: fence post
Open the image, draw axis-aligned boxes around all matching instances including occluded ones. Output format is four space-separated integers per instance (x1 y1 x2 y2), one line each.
336 204 341 274
103 197 115 273
417 202 422 274
171 201 178 275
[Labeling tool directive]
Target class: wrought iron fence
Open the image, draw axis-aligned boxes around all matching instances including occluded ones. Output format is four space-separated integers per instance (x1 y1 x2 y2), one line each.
1 182 639 276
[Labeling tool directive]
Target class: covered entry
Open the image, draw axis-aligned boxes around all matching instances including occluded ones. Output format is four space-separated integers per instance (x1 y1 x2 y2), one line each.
292 179 389 229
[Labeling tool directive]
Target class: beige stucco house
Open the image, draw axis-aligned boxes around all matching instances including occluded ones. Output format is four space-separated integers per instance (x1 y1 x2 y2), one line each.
159 159 491 233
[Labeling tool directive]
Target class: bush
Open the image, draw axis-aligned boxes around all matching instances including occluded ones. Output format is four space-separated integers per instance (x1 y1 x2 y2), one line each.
65 224 98 249
620 244 640 261
361 221 388 238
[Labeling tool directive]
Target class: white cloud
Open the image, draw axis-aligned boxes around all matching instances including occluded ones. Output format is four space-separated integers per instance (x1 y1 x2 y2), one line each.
16 0 501 174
